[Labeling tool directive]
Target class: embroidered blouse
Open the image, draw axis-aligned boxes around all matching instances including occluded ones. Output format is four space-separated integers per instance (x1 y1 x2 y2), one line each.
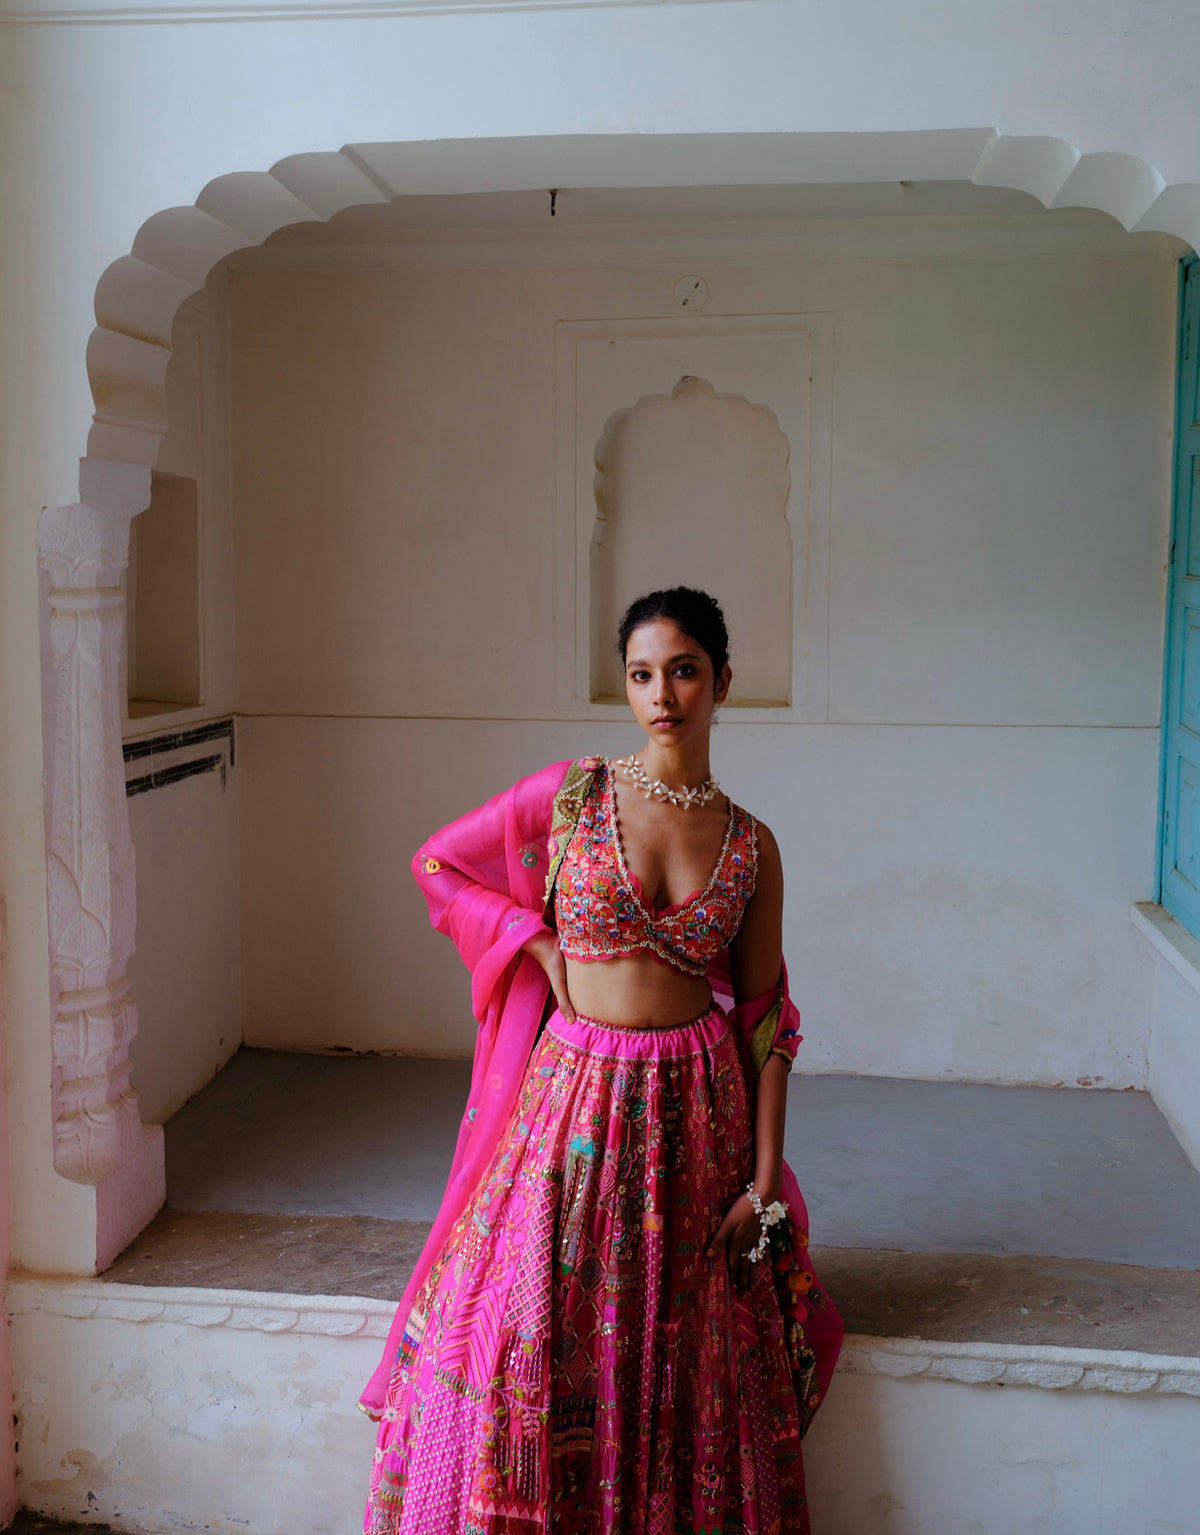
554 758 758 978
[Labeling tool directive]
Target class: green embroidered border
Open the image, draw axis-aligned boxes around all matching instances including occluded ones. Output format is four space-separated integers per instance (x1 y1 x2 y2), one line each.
542 758 601 920
748 980 786 1078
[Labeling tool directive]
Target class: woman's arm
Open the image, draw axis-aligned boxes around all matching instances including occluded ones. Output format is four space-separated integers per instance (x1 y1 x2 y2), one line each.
709 823 790 1291
521 928 576 1022
731 823 788 1200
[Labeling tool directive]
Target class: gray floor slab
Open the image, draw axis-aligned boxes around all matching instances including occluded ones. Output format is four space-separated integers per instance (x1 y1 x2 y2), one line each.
102 1212 1200 1356
790 1073 1200 1269
164 1048 1200 1269
166 1050 467 1221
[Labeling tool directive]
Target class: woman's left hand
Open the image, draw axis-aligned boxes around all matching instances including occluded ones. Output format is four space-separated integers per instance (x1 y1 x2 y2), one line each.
707 1192 763 1296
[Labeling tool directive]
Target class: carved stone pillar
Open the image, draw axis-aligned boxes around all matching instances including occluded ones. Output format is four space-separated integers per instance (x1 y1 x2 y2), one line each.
38 457 164 1268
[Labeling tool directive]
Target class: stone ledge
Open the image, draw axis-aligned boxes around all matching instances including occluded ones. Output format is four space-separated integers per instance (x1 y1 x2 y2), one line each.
1131 900 1200 997
81 1210 1200 1357
10 1275 1200 1400
100 1209 431 1298
9 1273 1200 1399
812 1245 1200 1355
842 1335 1200 1396
7 1276 396 1339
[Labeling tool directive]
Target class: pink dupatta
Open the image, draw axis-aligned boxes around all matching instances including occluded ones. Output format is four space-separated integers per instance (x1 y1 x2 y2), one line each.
358 760 569 1415
358 758 842 1420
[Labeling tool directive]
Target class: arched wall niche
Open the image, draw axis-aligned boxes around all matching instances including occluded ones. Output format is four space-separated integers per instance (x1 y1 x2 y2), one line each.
591 377 794 707
558 311 828 720
35 124 1198 1271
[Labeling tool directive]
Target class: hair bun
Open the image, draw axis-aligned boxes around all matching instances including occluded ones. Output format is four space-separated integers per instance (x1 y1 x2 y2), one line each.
616 586 730 676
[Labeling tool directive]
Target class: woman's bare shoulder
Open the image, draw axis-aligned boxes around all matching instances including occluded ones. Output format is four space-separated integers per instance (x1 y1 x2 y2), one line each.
747 814 781 869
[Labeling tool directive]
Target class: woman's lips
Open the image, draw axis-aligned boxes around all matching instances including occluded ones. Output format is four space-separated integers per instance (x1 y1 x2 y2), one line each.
651 718 682 729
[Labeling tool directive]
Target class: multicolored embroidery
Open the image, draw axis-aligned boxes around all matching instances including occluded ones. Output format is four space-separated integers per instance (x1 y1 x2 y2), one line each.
364 1012 816 1534
554 760 758 978
367 760 838 1534
542 758 603 917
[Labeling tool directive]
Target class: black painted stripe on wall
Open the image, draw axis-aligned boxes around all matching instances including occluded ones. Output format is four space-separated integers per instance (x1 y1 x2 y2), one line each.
123 717 235 767
126 753 227 798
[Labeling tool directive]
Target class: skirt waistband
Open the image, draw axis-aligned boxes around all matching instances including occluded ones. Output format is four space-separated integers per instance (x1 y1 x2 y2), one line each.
570 1004 720 1034
548 1004 731 1061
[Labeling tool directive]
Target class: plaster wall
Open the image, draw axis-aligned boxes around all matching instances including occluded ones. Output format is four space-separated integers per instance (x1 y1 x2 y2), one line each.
233 243 1169 1086
125 279 242 1127
803 1367 1200 1535
3 2 1200 498
1133 905 1200 1172
1 0 1198 1311
0 993 16 1525
0 8 1194 1527
1148 961 1200 1170
127 768 240 1126
10 1286 1200 1535
239 716 1158 1085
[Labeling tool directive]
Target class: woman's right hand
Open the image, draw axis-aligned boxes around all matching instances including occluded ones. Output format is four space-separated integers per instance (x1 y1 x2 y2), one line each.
521 929 575 1022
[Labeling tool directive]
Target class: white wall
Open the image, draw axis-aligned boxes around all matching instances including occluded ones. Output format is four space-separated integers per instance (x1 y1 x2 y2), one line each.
11 1280 1200 1535
0 7 1193 1526
1133 906 1200 1171
125 279 242 1125
2 0 1197 1292
230 228 1173 1086
127 768 240 1125
804 1366 1200 1535
1147 959 1200 1169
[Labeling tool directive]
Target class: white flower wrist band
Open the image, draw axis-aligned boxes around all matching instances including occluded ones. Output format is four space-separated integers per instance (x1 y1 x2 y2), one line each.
744 1181 788 1263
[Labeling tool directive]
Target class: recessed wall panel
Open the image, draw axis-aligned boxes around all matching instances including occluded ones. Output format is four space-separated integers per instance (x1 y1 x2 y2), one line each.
1183 457 1200 577
1174 754 1200 892
1178 602 1200 735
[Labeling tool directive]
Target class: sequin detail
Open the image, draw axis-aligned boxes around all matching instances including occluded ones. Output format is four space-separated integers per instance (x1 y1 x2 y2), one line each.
554 760 757 977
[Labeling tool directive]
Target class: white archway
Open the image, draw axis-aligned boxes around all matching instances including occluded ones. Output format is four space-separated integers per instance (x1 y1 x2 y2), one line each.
84 130 1200 465
39 125 1198 1270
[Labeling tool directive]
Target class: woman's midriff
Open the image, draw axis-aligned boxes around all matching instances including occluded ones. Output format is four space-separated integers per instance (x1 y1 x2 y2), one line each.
562 951 714 1030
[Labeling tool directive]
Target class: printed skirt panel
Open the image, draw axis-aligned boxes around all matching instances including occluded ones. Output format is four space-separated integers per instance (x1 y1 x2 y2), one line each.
365 1007 818 1535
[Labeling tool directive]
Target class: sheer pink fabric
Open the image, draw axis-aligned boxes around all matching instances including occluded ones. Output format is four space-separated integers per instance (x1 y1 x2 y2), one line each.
358 759 842 1418
358 760 569 1416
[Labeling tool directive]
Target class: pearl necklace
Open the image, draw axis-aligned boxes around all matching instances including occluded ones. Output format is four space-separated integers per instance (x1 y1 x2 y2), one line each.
615 753 721 811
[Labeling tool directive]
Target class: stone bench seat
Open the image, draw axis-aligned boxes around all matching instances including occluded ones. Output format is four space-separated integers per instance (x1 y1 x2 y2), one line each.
94 1207 1200 1360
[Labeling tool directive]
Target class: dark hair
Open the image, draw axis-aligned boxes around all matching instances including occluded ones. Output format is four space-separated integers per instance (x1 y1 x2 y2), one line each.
617 586 730 677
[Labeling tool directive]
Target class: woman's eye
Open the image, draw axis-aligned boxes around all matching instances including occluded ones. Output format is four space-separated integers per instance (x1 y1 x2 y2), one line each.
674 665 696 678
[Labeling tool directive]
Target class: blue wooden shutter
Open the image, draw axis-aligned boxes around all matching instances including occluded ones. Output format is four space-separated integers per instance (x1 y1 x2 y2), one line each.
1160 253 1200 932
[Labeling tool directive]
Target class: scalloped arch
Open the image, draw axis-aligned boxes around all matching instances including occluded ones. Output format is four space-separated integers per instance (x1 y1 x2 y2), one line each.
85 130 1200 466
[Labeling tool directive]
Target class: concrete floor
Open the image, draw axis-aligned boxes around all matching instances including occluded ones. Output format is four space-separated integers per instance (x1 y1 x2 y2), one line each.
104 1209 1200 1354
164 1048 1200 1268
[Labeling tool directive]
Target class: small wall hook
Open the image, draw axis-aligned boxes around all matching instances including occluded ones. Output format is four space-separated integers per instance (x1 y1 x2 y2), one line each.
549 188 558 218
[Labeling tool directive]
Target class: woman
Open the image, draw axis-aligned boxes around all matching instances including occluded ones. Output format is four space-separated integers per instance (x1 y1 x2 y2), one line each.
361 587 842 1534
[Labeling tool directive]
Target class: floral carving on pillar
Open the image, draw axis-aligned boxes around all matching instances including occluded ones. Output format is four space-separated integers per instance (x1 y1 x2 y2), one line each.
39 458 153 1186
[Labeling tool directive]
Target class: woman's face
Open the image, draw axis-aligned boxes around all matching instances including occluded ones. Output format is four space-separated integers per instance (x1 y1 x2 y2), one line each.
623 618 731 746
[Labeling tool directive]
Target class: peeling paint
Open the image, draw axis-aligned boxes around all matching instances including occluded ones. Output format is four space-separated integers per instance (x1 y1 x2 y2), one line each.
11 1287 1200 1533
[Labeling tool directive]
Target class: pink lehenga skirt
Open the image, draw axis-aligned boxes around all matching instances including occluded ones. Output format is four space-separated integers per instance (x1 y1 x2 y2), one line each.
364 1006 822 1535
